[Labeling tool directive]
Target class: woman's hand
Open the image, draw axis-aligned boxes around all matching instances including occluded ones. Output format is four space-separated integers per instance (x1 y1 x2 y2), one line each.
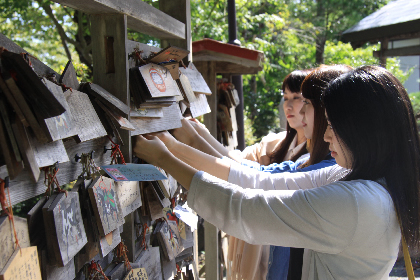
150 131 178 151
189 118 209 136
171 118 201 146
133 135 171 167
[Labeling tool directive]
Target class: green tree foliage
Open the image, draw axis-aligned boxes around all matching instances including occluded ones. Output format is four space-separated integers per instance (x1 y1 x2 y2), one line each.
0 0 412 142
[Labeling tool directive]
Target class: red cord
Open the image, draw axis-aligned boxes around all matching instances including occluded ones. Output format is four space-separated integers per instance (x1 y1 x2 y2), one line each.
108 136 126 165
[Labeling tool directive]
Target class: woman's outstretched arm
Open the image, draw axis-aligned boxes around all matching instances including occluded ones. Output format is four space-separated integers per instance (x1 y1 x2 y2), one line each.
133 135 197 189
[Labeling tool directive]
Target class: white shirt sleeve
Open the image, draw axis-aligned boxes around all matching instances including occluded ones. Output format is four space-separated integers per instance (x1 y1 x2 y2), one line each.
188 171 359 253
227 161 348 191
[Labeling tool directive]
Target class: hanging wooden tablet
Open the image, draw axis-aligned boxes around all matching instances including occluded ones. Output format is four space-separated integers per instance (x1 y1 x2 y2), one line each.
88 176 124 236
1 51 65 119
123 268 149 280
115 181 142 217
144 185 164 221
0 112 23 179
189 93 211 118
59 60 79 90
41 78 76 141
162 61 180 80
29 135 69 168
95 99 135 131
217 104 233 132
161 257 177 280
44 192 88 267
177 73 197 104
156 169 177 199
43 254 75 280
0 75 28 127
84 83 131 115
0 246 41 280
131 103 182 136
11 117 40 182
134 247 162 280
179 63 212 95
0 99 22 162
99 227 121 258
147 46 189 64
41 193 58 266
1 76 48 143
27 197 47 247
130 107 163 118
138 63 180 98
156 220 183 261
64 89 107 143
0 216 31 271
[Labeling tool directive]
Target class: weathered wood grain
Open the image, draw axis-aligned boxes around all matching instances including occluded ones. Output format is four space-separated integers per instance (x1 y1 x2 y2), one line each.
115 181 142 217
95 99 135 131
0 113 23 180
59 60 80 90
133 247 162 280
0 246 42 280
85 83 130 115
88 176 124 236
11 117 41 182
1 51 65 118
99 227 121 258
42 78 77 141
0 216 31 272
64 89 108 143
52 0 184 39
48 192 88 267
189 93 211 118
3 76 48 143
0 99 21 162
179 64 212 95
0 136 113 206
131 103 182 136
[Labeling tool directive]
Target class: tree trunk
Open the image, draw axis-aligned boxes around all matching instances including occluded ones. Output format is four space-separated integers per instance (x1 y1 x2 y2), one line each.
315 35 326 65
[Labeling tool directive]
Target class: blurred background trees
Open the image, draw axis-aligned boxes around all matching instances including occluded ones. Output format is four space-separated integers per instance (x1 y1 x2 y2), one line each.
0 0 413 144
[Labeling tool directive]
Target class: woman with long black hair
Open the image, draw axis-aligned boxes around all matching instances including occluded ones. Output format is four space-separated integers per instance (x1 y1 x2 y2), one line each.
134 66 420 279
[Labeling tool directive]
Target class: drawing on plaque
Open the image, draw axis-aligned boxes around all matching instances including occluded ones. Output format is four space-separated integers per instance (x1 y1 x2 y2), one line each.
149 68 166 92
51 192 87 266
89 177 123 235
105 168 128 181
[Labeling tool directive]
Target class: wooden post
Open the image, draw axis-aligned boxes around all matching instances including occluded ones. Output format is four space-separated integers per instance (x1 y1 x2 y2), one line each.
379 39 389 68
204 221 219 280
159 0 192 63
90 14 131 161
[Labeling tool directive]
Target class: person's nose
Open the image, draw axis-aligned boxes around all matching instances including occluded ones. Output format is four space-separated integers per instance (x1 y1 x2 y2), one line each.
324 126 332 143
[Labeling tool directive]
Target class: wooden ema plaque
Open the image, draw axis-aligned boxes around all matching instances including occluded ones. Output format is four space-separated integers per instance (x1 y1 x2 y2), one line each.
0 216 31 272
131 103 182 136
177 72 197 104
156 220 183 261
84 83 130 116
0 246 41 280
64 89 107 143
147 46 189 64
99 227 121 258
59 60 79 90
44 192 88 267
189 93 211 118
0 51 65 119
179 63 212 95
134 247 162 280
115 181 142 217
138 64 180 98
123 268 148 280
41 78 77 142
29 135 69 168
88 176 124 236
95 99 135 131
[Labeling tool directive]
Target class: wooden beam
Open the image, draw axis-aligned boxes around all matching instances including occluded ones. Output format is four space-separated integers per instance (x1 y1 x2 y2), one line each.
52 0 185 39
379 39 389 68
159 0 192 62
91 14 131 161
373 45 420 57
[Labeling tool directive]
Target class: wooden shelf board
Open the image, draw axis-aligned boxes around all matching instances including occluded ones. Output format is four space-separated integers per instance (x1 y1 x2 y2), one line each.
53 0 185 39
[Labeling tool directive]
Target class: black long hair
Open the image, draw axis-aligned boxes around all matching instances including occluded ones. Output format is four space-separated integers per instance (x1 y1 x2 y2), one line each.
269 70 311 163
299 65 352 168
323 65 420 247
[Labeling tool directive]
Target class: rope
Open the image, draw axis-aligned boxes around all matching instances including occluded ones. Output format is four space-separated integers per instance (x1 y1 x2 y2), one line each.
107 136 126 165
87 260 109 280
0 177 21 252
141 223 150 250
115 242 132 272
42 164 67 197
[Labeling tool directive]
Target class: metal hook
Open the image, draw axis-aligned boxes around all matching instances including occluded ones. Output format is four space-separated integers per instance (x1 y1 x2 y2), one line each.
104 146 112 154
74 154 82 162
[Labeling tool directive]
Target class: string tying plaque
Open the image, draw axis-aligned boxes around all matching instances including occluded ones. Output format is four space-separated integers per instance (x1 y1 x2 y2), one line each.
80 152 101 179
42 162 67 197
0 177 21 252
108 136 126 165
87 260 109 280
140 223 150 250
114 241 132 272
129 48 147 66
